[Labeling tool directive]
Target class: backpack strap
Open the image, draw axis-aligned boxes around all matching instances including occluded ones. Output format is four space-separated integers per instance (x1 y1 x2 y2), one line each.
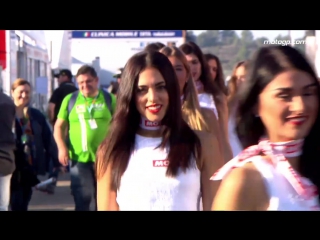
67 91 79 116
101 90 113 115
66 91 79 148
67 90 113 116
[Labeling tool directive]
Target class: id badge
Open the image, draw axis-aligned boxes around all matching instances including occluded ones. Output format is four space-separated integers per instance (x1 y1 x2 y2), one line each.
21 134 28 144
89 119 97 129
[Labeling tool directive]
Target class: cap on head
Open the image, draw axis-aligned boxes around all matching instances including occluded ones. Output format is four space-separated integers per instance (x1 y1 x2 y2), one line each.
58 69 73 79
113 68 124 78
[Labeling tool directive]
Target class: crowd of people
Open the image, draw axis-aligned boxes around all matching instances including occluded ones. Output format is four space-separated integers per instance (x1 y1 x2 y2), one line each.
0 40 320 211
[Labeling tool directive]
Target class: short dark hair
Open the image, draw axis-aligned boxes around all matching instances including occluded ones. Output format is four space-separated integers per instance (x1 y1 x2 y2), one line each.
76 65 97 78
109 81 119 95
144 42 165 52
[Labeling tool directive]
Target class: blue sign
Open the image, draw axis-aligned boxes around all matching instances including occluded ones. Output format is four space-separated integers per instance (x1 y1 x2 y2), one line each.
35 77 48 95
140 42 145 47
71 30 183 39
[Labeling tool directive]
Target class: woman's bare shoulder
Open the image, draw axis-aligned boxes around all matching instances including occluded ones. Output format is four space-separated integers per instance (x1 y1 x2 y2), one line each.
213 162 268 210
227 162 263 184
200 107 216 119
199 107 219 133
193 129 215 143
220 162 264 199
194 130 221 160
215 93 228 114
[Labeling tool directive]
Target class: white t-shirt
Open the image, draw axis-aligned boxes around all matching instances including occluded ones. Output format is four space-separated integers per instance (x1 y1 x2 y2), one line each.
213 155 320 210
228 108 243 157
198 93 218 119
117 134 201 210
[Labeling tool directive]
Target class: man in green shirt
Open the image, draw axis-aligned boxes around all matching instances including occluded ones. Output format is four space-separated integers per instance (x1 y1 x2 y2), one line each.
54 65 116 211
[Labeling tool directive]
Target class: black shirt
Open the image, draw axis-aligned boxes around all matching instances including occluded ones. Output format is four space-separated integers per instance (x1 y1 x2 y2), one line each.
49 82 78 123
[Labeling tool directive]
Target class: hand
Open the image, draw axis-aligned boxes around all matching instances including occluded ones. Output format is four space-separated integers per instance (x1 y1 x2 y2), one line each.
58 147 69 166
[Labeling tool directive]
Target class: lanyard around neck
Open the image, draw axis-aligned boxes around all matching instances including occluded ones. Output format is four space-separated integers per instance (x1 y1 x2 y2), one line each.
16 117 29 132
82 92 99 118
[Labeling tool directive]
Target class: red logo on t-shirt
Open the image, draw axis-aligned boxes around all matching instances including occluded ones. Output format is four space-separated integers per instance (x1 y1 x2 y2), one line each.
153 160 169 167
145 120 160 127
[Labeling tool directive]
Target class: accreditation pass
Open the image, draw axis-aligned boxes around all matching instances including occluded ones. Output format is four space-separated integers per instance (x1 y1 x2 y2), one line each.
89 119 97 129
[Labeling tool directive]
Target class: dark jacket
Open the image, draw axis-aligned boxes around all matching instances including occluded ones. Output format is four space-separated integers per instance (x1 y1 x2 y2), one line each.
12 107 59 189
0 92 16 176
15 107 59 174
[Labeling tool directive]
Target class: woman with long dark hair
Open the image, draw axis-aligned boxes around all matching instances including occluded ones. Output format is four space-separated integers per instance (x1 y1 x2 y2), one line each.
227 61 248 111
211 46 320 210
204 53 228 96
159 46 226 164
96 51 222 210
226 61 249 157
179 42 232 162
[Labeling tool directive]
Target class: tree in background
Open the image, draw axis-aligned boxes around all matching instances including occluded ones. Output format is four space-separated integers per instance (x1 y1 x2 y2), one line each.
189 30 307 76
186 30 197 42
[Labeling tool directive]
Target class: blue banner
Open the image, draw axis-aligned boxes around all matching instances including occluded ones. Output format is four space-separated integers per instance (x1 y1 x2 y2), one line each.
71 30 183 39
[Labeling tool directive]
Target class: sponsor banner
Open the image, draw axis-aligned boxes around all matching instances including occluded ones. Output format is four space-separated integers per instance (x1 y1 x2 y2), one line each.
72 30 183 39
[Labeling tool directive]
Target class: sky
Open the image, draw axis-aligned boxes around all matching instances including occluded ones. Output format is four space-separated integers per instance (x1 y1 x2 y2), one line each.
192 30 305 40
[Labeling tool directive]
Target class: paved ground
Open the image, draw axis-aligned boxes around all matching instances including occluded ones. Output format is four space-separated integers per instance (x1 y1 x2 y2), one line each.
28 173 75 211
29 122 75 211
30 122 94 211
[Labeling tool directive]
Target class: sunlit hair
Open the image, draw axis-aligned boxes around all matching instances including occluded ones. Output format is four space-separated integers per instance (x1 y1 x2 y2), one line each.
144 42 165 52
160 46 208 131
11 78 31 91
179 41 221 105
236 45 320 197
204 53 228 95
96 51 201 190
227 61 248 110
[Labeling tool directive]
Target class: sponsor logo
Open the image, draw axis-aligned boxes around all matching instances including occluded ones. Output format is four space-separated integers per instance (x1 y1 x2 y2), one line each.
153 160 169 167
145 120 160 127
93 103 104 110
76 104 85 113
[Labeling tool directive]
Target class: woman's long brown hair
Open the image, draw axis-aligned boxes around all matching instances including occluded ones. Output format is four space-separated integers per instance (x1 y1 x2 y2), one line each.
96 51 201 190
160 46 208 131
179 42 222 106
204 53 228 95
227 61 248 111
